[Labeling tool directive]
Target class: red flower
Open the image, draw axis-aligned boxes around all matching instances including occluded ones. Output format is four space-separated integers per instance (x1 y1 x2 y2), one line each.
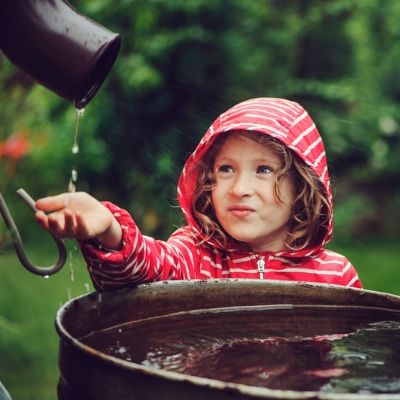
0 132 29 160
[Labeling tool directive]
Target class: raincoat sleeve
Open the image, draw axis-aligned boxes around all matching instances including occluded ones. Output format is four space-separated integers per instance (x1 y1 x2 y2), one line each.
79 202 200 291
341 258 362 289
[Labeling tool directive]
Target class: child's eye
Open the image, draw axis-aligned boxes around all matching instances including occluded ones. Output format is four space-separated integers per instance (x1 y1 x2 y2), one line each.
217 164 234 174
257 166 273 174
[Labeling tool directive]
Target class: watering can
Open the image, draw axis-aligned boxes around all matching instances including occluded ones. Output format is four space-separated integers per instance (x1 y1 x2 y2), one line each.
0 0 121 275
0 0 121 109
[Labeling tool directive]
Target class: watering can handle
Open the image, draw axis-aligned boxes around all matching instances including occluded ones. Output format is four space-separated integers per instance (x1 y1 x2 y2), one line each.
0 189 67 276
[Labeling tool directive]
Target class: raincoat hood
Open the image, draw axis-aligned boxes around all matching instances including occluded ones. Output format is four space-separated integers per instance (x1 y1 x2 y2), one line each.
177 98 333 256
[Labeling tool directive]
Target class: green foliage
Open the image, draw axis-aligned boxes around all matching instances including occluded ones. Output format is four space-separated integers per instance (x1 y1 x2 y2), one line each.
1 0 400 240
2 4 400 398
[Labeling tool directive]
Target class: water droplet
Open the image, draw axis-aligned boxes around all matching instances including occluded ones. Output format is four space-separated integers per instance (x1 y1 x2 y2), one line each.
68 169 78 193
44 274 50 279
76 108 85 118
68 178 76 193
117 346 127 354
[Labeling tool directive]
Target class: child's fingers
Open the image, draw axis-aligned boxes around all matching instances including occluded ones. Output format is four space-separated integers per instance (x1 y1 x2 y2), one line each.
35 194 70 213
47 212 68 238
63 209 78 238
35 210 50 230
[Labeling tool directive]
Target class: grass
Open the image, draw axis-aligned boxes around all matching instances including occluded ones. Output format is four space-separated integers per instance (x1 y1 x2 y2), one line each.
329 239 400 295
0 240 92 400
0 238 399 399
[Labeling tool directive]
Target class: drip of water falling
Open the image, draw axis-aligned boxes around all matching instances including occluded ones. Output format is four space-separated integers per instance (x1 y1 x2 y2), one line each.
84 283 91 292
72 108 85 155
68 168 78 193
69 250 75 282
67 288 72 301
68 107 85 192
44 275 50 279
97 292 103 318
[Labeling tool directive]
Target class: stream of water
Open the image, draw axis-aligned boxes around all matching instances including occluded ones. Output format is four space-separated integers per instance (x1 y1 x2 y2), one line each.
68 108 85 193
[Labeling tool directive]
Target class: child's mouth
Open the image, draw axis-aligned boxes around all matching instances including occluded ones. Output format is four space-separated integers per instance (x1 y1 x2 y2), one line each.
228 206 255 218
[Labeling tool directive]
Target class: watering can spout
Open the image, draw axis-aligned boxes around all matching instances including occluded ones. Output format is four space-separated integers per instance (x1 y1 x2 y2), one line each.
0 189 67 276
0 0 121 109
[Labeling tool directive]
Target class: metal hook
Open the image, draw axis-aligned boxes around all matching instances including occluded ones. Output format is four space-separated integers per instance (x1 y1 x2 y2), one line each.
0 188 67 276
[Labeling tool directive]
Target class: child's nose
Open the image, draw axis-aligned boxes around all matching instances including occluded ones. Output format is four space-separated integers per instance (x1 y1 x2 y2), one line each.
230 173 254 197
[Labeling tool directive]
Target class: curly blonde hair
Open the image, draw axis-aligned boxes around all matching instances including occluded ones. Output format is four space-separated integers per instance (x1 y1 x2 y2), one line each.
191 131 330 250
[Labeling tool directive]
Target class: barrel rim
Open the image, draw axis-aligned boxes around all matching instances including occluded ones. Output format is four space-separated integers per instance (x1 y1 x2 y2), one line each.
55 279 400 400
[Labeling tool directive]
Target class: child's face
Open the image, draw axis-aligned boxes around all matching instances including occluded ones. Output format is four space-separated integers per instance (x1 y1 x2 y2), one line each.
211 134 294 252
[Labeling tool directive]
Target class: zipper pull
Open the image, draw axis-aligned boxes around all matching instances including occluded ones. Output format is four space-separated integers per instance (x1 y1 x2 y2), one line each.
257 257 265 280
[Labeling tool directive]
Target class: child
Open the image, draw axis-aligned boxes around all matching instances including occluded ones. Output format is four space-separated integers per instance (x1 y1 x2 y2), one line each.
35 97 362 291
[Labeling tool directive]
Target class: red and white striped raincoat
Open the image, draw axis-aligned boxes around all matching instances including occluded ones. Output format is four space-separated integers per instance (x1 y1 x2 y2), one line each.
80 98 362 291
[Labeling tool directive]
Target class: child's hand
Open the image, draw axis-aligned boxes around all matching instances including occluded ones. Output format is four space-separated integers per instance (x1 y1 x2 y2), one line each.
35 192 122 250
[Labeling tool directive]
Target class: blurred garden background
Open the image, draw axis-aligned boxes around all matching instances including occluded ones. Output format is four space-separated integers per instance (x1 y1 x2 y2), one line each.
1 0 400 398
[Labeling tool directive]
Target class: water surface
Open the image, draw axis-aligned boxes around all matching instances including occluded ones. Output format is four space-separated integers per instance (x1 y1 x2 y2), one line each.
81 305 400 394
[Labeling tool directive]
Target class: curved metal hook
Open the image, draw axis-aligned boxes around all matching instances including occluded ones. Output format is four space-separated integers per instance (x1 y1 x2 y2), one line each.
0 188 67 276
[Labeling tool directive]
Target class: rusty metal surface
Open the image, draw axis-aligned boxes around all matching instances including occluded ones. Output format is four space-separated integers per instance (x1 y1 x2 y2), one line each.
56 280 400 400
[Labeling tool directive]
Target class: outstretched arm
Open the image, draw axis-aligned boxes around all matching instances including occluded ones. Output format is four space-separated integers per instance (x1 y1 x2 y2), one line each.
36 194 201 290
79 202 201 291
35 192 122 250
